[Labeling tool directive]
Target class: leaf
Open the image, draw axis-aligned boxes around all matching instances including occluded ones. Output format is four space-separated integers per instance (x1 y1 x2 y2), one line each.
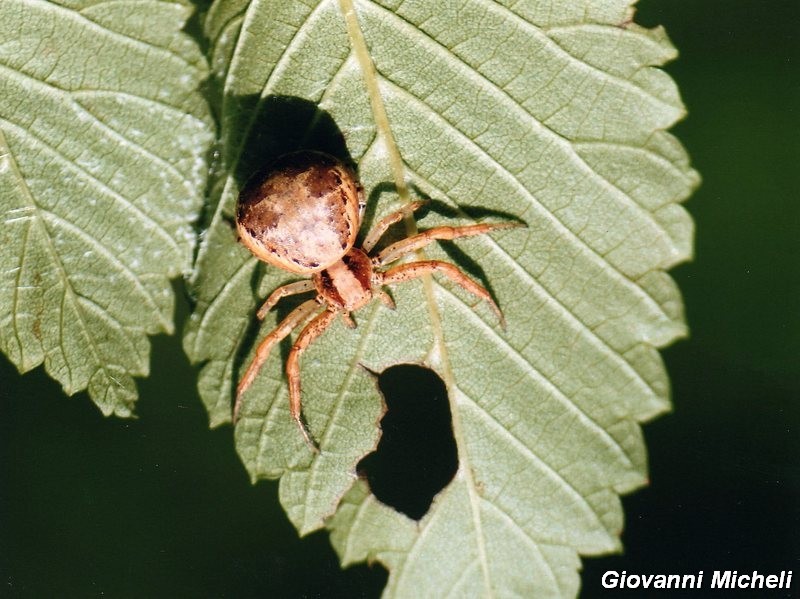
186 0 698 595
0 0 214 414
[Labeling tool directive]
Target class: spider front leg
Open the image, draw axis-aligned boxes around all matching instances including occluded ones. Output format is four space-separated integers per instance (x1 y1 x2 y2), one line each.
256 280 315 320
361 200 428 253
376 222 523 266
380 260 505 327
235 299 320 422
287 308 339 452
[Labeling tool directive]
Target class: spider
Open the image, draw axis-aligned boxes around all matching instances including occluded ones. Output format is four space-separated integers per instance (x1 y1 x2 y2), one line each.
234 150 521 450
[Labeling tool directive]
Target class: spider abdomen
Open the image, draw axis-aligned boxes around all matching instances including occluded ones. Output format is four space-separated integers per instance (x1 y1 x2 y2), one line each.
237 151 362 274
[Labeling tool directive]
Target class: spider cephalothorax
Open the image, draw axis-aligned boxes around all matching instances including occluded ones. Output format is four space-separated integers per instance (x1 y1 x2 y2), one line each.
235 150 521 449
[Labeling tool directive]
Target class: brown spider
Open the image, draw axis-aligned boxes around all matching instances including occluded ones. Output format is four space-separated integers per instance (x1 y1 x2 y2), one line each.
234 150 521 450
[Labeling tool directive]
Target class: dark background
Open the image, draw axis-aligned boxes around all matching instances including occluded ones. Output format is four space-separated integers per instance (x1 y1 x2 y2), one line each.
1 1 797 597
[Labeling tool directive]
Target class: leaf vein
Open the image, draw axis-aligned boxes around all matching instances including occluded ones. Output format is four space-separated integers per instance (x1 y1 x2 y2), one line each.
0 116 184 261
191 255 255 356
440 284 635 470
476 0 681 111
223 0 330 151
0 127 133 407
67 94 188 186
77 293 144 365
22 0 197 71
356 2 678 273
379 77 672 319
10 214 33 364
404 164 662 399
70 89 209 129
393 478 451 592
477 497 561 593
442 557 480 599
457 388 607 530
40 209 171 332
301 300 381 526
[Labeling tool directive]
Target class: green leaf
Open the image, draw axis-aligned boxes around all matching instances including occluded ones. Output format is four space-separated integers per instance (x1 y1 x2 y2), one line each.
186 0 698 595
0 0 214 415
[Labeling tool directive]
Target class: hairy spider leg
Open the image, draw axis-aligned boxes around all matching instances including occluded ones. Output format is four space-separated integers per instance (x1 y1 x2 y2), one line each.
375 222 524 266
235 299 321 422
380 260 505 328
341 312 357 328
286 308 339 451
361 200 428 253
377 289 396 309
257 280 316 320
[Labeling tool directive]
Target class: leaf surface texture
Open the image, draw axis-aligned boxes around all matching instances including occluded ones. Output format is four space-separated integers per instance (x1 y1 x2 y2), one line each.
0 0 214 414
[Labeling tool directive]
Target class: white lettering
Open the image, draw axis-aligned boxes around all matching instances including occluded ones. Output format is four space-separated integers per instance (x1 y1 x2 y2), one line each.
602 569 791 591
601 571 618 589
712 571 732 588
681 573 699 588
663 575 678 588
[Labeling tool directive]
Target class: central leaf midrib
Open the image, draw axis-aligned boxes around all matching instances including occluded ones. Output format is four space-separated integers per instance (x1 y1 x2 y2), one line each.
339 0 495 594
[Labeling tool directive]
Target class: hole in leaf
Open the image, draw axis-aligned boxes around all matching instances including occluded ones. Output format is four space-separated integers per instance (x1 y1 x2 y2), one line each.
357 364 458 520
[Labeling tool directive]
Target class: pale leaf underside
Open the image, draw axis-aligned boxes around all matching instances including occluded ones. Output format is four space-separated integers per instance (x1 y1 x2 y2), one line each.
0 0 214 415
187 0 698 596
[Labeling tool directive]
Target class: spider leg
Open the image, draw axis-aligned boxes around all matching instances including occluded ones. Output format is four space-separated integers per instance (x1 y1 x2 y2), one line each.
375 222 523 266
361 200 427 254
257 280 316 320
380 260 505 328
234 299 321 422
377 289 396 309
342 312 357 328
287 308 339 452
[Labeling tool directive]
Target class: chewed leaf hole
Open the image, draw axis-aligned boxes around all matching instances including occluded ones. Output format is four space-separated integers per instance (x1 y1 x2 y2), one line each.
357 364 458 521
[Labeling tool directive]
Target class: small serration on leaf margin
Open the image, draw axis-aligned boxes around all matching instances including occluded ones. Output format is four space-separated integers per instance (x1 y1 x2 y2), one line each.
0 0 214 415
